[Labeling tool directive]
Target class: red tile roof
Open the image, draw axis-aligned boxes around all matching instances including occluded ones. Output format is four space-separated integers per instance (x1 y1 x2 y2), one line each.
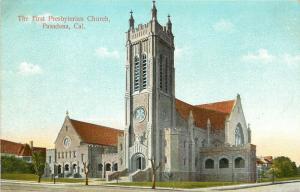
70 119 123 146
175 98 235 129
196 100 235 114
256 156 273 164
0 139 46 156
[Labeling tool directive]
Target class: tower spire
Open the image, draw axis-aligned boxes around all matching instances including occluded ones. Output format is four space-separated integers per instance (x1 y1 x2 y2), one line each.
151 0 157 21
129 10 134 30
167 14 172 33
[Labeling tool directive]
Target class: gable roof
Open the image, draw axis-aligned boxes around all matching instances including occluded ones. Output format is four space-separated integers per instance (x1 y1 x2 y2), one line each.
0 139 46 156
69 119 123 146
256 156 273 165
175 98 235 129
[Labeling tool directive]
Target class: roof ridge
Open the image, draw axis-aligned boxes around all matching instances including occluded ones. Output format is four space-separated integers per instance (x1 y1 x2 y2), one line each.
195 99 235 106
175 98 229 115
0 139 23 145
69 118 122 132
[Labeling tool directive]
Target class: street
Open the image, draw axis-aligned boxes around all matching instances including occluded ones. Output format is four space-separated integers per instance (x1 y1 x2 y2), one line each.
223 182 300 192
1 180 300 192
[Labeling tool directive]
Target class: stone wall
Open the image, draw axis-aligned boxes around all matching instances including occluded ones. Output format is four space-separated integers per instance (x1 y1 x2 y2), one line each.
198 144 256 182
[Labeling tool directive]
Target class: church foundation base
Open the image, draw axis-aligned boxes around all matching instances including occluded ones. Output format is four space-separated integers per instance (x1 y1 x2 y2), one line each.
129 170 255 182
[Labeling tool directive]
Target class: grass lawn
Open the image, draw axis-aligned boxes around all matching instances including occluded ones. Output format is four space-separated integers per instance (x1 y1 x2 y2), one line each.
112 176 300 189
111 181 244 189
260 176 300 183
1 173 84 183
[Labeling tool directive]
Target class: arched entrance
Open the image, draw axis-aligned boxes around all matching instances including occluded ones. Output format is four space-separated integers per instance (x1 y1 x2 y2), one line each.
72 164 77 173
58 165 62 174
131 153 146 171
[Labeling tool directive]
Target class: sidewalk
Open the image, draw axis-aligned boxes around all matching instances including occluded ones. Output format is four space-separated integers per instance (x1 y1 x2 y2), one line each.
0 179 82 186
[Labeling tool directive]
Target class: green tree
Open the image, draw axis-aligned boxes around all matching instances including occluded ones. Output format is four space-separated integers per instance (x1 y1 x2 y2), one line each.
272 156 298 178
32 152 46 183
1 155 33 173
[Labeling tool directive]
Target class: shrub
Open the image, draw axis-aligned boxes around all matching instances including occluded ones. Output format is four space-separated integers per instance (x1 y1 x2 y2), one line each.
1 155 34 174
272 156 298 178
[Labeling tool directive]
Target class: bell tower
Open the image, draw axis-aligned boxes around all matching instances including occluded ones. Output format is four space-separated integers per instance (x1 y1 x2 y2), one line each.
124 1 176 173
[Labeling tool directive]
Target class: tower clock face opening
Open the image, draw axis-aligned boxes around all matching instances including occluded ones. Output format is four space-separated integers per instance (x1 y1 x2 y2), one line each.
134 107 146 122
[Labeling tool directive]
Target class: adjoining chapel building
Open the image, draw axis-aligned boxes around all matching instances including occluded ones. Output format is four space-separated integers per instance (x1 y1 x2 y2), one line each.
45 2 257 182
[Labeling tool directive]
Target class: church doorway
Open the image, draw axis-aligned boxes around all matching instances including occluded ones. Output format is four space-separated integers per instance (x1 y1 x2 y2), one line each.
57 165 62 174
131 153 145 171
136 157 143 169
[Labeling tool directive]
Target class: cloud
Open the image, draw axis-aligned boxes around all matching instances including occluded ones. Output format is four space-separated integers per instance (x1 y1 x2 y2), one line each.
242 49 300 66
1 70 14 77
95 47 120 60
175 47 191 62
282 54 300 66
18 62 43 75
242 49 274 64
175 47 184 60
213 19 234 33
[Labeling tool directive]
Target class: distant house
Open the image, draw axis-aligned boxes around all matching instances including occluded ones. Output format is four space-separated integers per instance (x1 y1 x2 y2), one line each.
0 139 46 162
257 156 273 179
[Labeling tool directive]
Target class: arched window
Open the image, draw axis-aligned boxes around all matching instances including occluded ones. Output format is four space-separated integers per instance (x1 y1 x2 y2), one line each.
105 163 111 171
98 163 103 171
195 138 198 146
159 55 163 90
113 163 118 171
235 124 244 146
64 164 69 171
205 159 214 169
235 157 245 168
142 54 147 89
134 56 140 92
57 165 62 174
73 164 77 172
219 158 229 168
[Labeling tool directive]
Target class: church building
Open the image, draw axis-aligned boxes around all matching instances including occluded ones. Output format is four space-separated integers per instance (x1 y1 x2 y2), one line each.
45 2 256 182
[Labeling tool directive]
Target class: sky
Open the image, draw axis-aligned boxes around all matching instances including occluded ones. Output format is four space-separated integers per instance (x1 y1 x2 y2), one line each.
1 0 300 165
